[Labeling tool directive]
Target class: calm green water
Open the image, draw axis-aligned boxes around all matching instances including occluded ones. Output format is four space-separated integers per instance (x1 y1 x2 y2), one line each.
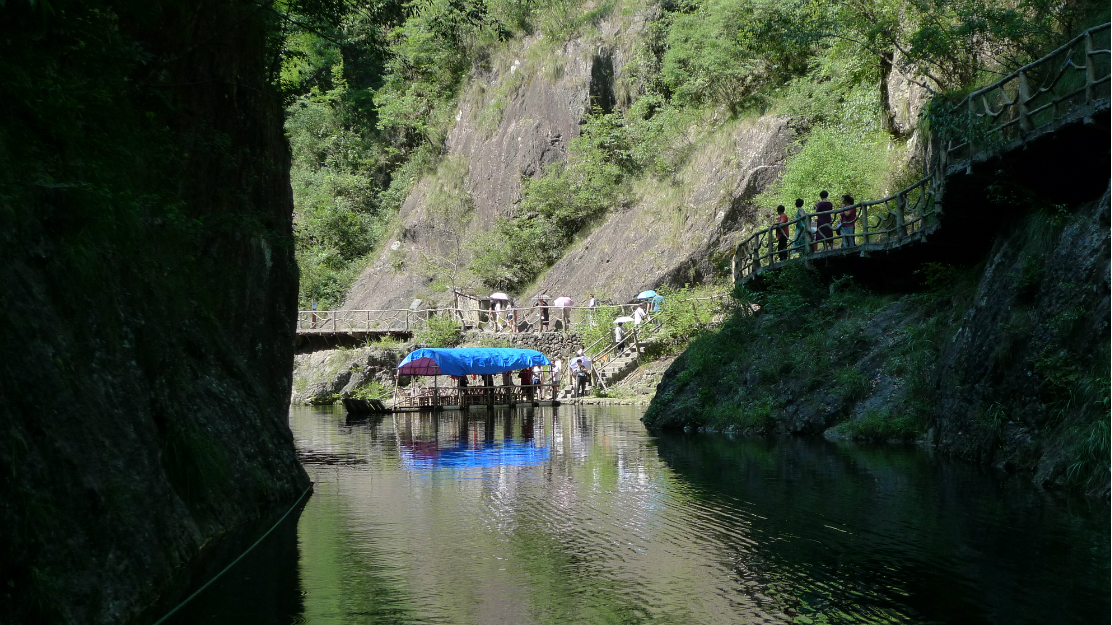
167 405 1109 625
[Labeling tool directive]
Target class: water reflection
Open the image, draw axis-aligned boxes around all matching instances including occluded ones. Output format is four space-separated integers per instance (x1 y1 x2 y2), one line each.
167 405 1109 625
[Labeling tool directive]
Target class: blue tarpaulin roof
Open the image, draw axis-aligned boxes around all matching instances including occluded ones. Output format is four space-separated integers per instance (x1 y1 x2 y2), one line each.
397 347 551 376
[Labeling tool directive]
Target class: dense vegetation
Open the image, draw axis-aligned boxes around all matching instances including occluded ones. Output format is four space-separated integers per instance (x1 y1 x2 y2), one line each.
280 0 1106 304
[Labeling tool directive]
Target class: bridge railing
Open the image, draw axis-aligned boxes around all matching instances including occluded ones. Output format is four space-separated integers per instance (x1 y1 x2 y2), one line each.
733 175 939 284
297 308 459 333
936 22 1110 173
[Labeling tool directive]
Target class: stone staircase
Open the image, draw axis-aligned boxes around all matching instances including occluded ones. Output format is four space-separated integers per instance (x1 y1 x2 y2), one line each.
557 341 646 399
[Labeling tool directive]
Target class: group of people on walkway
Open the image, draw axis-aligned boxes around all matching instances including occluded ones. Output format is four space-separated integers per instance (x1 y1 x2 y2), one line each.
773 190 858 260
490 294 599 333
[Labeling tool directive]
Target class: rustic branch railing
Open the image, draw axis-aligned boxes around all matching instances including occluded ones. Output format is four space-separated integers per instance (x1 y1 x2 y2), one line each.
938 22 1110 173
296 308 454 333
733 175 939 284
296 297 724 335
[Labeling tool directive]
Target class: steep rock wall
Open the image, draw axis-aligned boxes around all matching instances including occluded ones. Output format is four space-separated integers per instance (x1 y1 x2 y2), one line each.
525 115 795 303
344 13 649 310
342 8 793 309
0 4 308 623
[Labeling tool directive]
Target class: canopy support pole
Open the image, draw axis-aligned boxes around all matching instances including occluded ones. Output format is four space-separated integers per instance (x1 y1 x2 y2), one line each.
392 372 400 410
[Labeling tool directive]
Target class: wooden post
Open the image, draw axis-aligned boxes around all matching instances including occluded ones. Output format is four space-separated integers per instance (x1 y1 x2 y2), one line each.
896 194 907 240
966 98 976 173
862 205 870 244
1017 70 1032 134
766 228 775 265
406 310 410 332
433 375 439 411
392 373 400 410
1085 32 1096 102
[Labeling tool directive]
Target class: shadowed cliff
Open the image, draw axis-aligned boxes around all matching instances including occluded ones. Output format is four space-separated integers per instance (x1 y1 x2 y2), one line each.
0 2 309 622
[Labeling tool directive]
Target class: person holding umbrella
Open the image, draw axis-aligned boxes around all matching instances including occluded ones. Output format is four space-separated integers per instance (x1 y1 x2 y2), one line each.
554 296 574 331
490 292 511 331
613 315 634 349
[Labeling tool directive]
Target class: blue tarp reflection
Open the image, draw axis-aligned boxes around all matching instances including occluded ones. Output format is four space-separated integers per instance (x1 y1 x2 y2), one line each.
400 440 550 470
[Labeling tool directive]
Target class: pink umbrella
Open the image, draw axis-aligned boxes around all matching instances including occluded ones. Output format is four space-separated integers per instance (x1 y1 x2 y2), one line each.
554 296 574 307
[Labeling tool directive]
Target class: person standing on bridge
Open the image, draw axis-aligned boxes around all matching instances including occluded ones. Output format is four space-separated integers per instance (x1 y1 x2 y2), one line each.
815 190 834 250
775 205 790 261
793 199 809 253
507 301 517 333
838 194 857 247
519 367 534 401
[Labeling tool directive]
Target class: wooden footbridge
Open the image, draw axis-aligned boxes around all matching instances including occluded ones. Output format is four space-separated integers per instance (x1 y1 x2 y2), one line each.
733 23 1110 287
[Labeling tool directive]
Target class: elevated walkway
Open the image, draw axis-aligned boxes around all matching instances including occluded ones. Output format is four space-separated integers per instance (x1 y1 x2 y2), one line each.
734 23 1110 289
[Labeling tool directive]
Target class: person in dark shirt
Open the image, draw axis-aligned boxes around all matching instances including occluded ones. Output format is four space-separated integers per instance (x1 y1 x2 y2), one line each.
775 205 790 261
838 194 857 247
519 367 534 401
815 190 834 250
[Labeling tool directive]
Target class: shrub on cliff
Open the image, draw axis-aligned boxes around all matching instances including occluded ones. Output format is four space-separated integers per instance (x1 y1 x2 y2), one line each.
414 313 463 347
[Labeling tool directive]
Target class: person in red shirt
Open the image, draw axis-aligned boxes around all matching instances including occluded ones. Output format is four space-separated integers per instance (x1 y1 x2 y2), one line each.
775 205 790 261
837 194 857 247
518 367 534 401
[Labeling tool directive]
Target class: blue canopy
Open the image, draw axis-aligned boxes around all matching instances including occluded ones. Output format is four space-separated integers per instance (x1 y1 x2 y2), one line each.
397 347 551 376
636 290 658 299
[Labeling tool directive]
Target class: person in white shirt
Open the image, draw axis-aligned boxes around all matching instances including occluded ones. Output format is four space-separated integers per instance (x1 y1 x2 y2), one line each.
632 305 646 326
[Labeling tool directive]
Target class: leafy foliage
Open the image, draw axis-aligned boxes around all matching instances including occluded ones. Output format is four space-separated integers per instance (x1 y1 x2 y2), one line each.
414 312 463 347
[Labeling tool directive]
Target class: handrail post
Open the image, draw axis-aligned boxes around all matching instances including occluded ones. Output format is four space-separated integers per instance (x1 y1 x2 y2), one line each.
966 98 976 173
1085 32 1096 102
766 228 775 265
1017 70 1032 134
896 194 907 240
862 205 870 244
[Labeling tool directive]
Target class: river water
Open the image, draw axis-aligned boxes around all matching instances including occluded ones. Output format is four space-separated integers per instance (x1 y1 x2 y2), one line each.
167 405 1108 625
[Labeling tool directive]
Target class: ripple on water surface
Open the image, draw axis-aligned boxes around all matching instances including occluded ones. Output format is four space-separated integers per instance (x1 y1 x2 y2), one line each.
162 405 1109 625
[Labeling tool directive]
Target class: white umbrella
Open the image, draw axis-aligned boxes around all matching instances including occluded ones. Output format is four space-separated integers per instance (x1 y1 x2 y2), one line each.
554 296 573 307
490 292 510 300
613 316 634 324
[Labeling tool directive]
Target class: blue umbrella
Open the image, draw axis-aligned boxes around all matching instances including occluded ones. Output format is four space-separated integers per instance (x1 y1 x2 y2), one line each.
636 290 658 300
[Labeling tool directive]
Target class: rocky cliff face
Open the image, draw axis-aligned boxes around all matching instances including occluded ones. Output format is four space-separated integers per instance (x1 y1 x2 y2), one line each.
342 8 794 309
526 114 796 303
0 4 308 623
342 21 634 309
932 184 1110 494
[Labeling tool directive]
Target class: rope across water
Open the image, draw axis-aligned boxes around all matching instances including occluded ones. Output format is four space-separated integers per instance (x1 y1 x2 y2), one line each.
151 483 314 625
